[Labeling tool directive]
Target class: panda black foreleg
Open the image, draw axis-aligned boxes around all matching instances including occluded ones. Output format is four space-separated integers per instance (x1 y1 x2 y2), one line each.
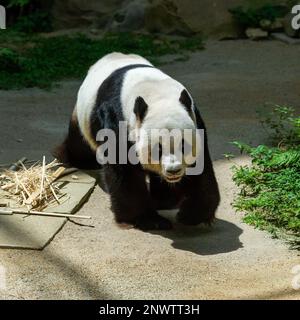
177 106 221 225
149 174 179 210
177 161 220 226
103 164 173 231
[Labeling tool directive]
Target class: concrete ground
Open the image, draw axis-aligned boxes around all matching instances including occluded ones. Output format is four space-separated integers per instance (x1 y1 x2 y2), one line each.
0 40 299 299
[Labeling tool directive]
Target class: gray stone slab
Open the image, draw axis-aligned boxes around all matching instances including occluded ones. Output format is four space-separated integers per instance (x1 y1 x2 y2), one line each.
0 171 96 250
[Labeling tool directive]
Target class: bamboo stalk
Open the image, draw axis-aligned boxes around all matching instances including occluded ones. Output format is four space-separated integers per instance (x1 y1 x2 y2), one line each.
8 157 27 172
46 176 60 204
1 182 15 191
19 179 31 198
39 156 46 201
21 191 27 203
0 208 91 220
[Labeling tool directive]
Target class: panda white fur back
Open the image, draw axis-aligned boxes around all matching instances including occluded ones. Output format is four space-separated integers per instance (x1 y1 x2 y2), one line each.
76 53 152 149
55 52 220 231
76 52 195 150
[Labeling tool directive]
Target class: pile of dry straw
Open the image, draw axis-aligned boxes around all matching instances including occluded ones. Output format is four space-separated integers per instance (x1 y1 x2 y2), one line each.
0 157 65 211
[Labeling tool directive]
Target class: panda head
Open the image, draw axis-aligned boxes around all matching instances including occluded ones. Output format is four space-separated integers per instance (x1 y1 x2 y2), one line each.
133 89 200 184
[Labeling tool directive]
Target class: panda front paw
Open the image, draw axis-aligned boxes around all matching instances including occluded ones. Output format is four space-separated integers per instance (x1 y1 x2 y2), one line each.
134 213 173 231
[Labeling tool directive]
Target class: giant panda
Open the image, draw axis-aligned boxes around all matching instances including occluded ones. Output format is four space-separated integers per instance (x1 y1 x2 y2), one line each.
54 52 220 231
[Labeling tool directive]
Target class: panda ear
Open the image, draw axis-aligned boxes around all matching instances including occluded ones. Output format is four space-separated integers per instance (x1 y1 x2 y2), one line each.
179 89 193 113
134 96 148 122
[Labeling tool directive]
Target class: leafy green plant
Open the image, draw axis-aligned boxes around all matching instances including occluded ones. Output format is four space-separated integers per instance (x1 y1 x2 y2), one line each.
12 11 52 33
0 48 24 73
7 0 32 7
0 32 203 90
229 4 288 29
2 0 53 33
231 106 300 248
258 104 300 146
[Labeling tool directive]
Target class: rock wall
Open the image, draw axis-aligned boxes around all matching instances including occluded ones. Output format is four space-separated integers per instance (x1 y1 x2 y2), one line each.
52 0 287 38
52 0 126 29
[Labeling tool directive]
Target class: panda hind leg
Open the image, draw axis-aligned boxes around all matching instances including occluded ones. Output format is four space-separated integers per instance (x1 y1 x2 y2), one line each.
53 113 100 170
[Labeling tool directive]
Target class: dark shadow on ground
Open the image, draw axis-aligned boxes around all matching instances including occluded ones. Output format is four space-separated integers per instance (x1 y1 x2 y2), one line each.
87 171 244 255
92 173 243 256
150 216 243 255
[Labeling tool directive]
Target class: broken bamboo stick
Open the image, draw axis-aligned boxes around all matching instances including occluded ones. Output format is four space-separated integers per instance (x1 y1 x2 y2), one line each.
9 157 27 172
39 156 46 201
0 208 91 220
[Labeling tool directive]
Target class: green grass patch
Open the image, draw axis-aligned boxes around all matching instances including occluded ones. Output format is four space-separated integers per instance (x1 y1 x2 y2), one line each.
230 105 300 249
0 32 203 90
229 3 289 29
